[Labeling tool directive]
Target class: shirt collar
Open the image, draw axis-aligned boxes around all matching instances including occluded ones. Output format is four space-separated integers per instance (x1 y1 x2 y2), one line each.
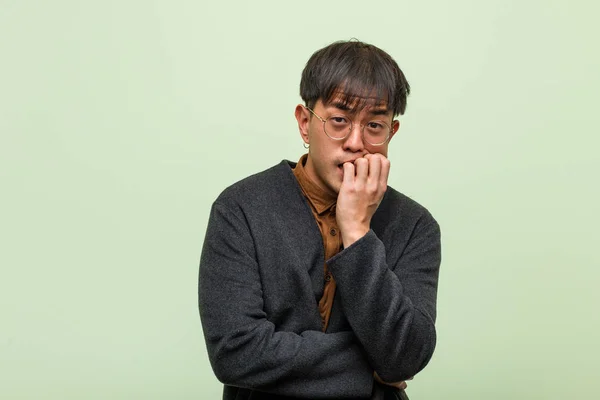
293 153 337 215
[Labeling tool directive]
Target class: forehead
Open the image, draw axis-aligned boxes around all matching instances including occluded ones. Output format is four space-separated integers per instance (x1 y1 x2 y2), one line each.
322 90 390 114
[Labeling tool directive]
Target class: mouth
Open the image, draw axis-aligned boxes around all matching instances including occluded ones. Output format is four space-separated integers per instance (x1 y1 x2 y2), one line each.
338 158 360 167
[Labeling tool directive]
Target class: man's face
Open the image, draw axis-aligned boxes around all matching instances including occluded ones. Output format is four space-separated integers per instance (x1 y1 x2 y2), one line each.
295 94 400 196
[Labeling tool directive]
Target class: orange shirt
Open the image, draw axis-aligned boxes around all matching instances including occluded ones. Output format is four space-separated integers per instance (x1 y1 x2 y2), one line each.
293 154 342 332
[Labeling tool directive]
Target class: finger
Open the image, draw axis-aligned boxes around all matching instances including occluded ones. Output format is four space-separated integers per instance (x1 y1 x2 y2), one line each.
342 162 355 186
379 157 390 188
354 157 369 183
367 154 382 186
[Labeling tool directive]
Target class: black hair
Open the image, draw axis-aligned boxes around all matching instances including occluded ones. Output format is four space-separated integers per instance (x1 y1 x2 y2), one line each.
300 39 410 116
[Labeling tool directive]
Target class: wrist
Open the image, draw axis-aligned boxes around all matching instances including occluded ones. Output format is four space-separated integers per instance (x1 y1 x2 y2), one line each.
342 227 369 248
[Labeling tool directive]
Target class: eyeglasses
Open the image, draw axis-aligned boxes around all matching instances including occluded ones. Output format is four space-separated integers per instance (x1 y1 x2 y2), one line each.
305 107 393 146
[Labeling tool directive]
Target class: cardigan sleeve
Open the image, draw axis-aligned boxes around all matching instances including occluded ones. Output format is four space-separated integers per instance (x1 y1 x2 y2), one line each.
199 201 374 398
327 211 441 383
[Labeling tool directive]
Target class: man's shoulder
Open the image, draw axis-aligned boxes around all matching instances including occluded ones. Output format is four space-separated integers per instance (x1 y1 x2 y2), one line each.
376 185 438 227
214 160 299 207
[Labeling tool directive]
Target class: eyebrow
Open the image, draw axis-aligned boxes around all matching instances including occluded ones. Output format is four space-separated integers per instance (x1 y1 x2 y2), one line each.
330 101 352 112
369 108 390 116
329 101 390 116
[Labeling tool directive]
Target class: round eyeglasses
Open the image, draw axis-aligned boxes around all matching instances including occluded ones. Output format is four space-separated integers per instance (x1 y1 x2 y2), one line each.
306 107 393 146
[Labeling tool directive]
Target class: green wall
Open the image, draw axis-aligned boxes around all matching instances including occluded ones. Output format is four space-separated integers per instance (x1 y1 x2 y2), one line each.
1 1 598 398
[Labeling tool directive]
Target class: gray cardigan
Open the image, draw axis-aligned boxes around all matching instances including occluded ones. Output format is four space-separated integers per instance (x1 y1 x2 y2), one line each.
199 160 441 399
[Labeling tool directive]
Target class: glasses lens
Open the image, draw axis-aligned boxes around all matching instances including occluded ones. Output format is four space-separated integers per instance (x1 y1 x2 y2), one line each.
324 115 351 139
364 121 390 145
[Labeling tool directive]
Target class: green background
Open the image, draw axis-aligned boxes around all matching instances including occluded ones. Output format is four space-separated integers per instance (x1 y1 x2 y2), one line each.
1 0 598 398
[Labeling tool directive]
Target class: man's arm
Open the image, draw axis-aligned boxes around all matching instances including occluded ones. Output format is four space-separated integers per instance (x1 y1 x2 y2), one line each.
328 214 441 382
333 154 441 383
199 201 374 398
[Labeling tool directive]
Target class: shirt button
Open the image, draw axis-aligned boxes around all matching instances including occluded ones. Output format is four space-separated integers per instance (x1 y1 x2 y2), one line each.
330 228 337 236
325 274 332 282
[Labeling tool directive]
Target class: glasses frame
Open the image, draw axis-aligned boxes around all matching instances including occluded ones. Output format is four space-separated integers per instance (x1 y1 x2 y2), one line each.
305 106 393 146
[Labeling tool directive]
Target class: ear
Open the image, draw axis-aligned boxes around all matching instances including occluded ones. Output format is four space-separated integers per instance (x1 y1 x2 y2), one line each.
295 104 310 145
388 119 400 142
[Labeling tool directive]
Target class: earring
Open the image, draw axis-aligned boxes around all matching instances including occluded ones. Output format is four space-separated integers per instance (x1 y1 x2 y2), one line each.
303 142 310 149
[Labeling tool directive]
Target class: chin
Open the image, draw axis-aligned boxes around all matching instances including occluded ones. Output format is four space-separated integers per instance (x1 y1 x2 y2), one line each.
329 180 342 195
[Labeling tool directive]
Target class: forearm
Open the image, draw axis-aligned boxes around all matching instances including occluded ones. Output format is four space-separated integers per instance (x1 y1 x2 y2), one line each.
200 267 374 398
201 318 373 398
328 221 441 382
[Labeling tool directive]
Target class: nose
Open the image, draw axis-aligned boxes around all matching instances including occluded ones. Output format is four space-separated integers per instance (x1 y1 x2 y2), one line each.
342 123 365 152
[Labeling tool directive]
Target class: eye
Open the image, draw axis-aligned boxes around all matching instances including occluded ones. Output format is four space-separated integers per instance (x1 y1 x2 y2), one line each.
367 121 385 131
330 116 349 125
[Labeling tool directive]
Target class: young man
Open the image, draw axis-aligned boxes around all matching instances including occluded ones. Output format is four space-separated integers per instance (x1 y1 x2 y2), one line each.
199 40 441 399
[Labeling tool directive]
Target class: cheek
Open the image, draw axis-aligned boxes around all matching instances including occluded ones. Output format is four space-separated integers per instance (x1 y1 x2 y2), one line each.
311 148 336 177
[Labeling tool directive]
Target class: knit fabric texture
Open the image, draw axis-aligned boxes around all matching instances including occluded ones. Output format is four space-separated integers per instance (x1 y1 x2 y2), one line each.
199 160 441 399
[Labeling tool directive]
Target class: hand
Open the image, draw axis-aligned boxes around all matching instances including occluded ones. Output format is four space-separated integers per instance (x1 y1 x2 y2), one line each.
336 153 390 248
374 372 414 391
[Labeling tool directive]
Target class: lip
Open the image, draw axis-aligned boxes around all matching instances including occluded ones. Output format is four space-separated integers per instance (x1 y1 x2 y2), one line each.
338 158 361 167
